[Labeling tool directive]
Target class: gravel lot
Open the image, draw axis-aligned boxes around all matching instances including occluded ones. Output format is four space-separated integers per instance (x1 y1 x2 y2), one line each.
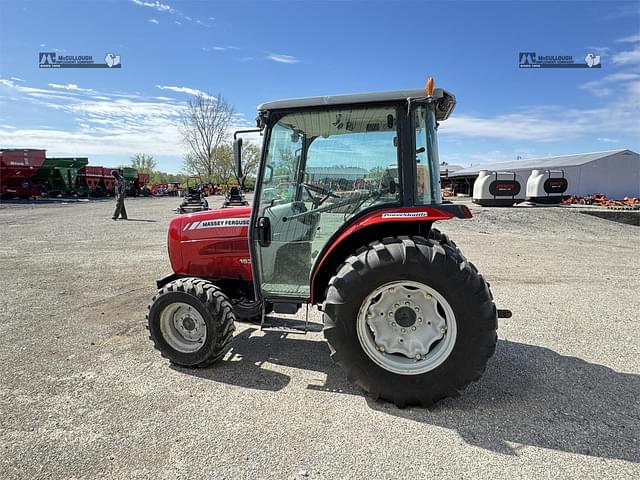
1 195 638 479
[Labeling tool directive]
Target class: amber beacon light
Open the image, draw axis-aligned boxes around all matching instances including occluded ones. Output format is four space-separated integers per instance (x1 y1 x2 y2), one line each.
426 76 435 96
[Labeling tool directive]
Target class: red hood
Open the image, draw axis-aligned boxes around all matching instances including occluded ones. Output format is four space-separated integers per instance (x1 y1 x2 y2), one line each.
170 206 251 241
185 206 251 221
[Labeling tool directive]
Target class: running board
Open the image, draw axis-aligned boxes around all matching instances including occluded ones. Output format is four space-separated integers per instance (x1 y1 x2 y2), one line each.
260 304 322 334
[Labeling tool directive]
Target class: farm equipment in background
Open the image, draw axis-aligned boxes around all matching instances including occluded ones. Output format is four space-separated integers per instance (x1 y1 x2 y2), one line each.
178 177 209 213
77 166 106 196
32 157 88 196
101 168 116 194
121 167 139 196
1 150 153 199
222 185 249 207
562 194 640 208
0 149 46 198
135 172 152 196
147 78 510 408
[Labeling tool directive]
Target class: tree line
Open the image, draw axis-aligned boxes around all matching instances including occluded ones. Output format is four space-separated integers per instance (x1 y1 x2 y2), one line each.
129 92 260 188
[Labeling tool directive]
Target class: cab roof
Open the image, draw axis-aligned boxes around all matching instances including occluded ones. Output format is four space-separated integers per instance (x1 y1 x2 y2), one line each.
258 88 456 121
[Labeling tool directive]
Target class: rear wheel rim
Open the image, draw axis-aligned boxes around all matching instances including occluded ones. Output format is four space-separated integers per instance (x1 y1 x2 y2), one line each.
159 302 207 353
356 280 457 375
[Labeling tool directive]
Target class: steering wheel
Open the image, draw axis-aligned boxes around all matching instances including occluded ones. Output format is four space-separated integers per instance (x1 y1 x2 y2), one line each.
303 182 337 207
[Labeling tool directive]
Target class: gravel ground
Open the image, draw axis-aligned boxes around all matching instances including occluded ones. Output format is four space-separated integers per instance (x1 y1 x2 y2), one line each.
0 195 638 479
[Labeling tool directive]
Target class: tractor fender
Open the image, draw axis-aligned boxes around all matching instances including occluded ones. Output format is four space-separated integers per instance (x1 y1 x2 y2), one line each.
309 205 471 305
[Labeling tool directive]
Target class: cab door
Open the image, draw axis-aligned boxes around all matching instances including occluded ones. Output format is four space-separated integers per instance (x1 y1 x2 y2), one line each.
251 105 402 301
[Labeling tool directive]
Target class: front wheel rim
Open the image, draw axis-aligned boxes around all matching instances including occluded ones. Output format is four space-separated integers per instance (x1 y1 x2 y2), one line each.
159 302 207 353
356 280 457 375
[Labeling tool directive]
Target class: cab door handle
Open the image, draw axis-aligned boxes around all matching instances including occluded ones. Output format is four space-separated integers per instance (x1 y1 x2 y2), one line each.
256 216 271 247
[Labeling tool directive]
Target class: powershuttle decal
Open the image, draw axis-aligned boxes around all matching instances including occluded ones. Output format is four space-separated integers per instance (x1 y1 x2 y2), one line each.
381 212 428 218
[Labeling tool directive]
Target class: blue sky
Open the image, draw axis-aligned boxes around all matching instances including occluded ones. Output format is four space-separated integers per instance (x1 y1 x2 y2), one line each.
0 0 639 173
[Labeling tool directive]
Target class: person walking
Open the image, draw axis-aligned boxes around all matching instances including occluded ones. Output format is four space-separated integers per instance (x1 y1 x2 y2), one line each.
111 170 128 220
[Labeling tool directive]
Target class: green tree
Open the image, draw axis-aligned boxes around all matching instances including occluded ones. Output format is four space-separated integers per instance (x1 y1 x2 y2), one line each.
213 143 234 185
233 142 261 188
130 153 157 175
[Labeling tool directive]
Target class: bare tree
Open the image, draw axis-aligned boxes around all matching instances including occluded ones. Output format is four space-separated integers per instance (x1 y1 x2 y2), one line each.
180 93 234 181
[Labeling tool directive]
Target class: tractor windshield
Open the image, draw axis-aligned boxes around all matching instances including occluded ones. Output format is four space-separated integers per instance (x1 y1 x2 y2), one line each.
414 104 441 204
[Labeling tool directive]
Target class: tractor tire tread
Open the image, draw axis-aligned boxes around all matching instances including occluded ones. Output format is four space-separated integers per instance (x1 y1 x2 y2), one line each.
322 235 497 408
147 277 235 368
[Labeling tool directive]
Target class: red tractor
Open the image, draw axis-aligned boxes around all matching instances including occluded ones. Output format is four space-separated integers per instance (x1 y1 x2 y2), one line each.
148 79 508 407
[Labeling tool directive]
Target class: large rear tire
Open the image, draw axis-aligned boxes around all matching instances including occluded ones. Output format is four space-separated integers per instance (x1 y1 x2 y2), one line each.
147 278 235 368
323 236 497 407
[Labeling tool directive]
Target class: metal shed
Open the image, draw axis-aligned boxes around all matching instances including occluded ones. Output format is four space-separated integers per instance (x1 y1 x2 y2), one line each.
450 149 640 198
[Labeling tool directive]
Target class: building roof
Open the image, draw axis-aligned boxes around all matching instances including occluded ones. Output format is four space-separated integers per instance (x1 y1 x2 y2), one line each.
258 88 457 121
450 149 638 177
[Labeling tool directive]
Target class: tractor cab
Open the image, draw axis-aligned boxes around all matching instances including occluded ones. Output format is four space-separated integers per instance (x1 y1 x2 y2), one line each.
234 81 458 303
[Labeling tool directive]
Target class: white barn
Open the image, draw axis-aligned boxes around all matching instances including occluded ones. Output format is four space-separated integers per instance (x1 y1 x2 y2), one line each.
450 149 640 198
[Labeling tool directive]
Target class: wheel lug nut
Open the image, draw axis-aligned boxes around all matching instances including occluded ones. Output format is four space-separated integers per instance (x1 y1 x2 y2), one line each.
405 301 410 305
411 326 416 331
415 354 422 360
389 287 395 293
418 317 423 323
394 304 399 308
414 307 420 312
391 322 397 327
440 327 446 335
377 344 385 352
401 328 406 333
388 312 393 317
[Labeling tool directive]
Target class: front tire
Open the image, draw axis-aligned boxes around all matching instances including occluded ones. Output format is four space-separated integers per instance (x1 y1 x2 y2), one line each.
147 278 235 368
323 236 497 407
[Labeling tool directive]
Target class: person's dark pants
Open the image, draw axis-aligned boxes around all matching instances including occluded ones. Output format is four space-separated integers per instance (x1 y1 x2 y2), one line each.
112 193 128 219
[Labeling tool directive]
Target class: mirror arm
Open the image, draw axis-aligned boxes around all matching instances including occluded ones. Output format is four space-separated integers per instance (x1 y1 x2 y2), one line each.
233 128 262 140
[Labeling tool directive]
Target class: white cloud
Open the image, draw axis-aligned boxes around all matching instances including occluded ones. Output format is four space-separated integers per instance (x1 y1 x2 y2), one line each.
616 34 640 43
266 53 299 64
0 81 185 156
10 77 25 82
442 100 639 142
0 80 252 162
131 0 174 13
597 137 620 143
156 85 214 99
148 18 160 24
208 16 215 20
580 72 640 96
130 0 209 27
48 83 94 93
604 4 640 20
612 45 640 64
174 20 181 25
203 45 239 52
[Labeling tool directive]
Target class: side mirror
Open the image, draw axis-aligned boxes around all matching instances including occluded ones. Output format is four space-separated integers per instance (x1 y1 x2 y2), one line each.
233 137 243 178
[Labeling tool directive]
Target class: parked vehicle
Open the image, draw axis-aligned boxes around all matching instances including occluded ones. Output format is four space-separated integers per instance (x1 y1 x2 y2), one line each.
147 78 510 407
0 149 46 198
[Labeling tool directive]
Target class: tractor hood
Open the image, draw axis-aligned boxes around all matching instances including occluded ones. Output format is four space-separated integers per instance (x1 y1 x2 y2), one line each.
167 206 253 280
172 206 251 240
